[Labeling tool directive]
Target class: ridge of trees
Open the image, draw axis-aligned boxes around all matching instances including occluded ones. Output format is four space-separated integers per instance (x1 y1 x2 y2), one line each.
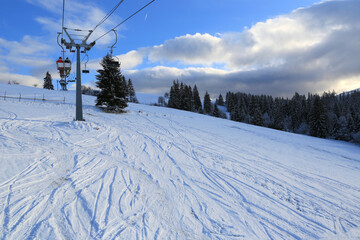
165 80 360 143
226 90 360 142
166 80 226 118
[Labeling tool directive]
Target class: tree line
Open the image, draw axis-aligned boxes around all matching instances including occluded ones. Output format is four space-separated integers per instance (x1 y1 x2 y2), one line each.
166 80 226 118
45 57 360 143
165 80 360 143
225 90 360 142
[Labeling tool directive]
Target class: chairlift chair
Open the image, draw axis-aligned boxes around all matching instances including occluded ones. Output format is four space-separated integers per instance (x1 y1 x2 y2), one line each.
82 53 90 73
56 58 72 78
67 73 76 82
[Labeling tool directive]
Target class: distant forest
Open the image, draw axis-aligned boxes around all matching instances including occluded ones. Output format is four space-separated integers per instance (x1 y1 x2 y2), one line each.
164 80 360 143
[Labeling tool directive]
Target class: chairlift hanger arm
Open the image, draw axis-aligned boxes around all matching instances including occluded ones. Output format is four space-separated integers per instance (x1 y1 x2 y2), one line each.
110 30 118 57
57 32 65 53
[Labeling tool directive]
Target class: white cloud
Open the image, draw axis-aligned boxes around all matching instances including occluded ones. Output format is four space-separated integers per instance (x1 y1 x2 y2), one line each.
0 36 53 58
117 50 145 70
0 0 121 87
123 0 360 96
87 50 145 72
147 33 225 66
0 36 54 86
140 5 345 71
25 0 63 14
27 0 121 46
125 66 242 97
0 72 42 86
3 0 360 97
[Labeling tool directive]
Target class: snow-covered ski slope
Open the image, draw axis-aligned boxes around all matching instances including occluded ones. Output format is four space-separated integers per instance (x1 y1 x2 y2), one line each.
0 83 359 240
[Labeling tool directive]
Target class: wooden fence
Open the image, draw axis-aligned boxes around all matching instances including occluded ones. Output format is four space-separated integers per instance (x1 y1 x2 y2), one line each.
0 91 66 104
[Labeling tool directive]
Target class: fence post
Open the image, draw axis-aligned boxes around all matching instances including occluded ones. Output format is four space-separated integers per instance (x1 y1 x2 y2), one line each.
43 94 45 102
4 91 5 100
19 93 21 102
34 94 36 102
63 97 65 104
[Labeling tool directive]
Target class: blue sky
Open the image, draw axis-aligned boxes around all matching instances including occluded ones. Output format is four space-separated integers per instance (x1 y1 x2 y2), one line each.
0 0 359 97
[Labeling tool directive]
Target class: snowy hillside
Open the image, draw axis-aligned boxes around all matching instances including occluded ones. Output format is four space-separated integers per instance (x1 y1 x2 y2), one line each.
0 83 360 239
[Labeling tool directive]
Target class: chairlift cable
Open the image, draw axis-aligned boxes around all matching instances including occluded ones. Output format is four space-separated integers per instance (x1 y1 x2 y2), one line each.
81 53 89 63
65 28 92 32
92 0 124 33
94 0 155 42
71 51 76 62
62 0 65 37
61 0 66 59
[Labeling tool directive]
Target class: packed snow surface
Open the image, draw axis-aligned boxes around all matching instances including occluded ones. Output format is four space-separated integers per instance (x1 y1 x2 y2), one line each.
0 83 360 239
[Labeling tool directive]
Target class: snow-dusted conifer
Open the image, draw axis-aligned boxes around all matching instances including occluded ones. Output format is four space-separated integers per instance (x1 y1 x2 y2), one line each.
43 72 54 90
216 94 224 106
203 91 212 114
95 54 127 112
168 80 181 109
309 95 327 138
127 79 138 103
335 116 350 141
212 103 221 117
192 85 202 112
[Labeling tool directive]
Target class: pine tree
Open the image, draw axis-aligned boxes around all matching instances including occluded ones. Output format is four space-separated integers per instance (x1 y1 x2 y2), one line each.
168 85 176 108
249 95 264 126
183 85 192 111
216 94 224 106
252 107 264 126
203 91 212 114
334 116 350 141
127 78 138 103
95 54 128 112
212 103 221 117
192 84 202 112
168 80 181 109
290 92 304 131
309 95 328 138
43 72 54 90
270 98 284 130
179 82 185 110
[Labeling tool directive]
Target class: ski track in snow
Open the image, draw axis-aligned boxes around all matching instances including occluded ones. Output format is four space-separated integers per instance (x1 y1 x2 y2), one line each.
0 87 360 239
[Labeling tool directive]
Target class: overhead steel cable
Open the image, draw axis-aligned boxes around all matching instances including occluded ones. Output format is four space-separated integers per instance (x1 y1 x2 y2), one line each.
65 28 92 32
94 0 155 42
92 0 124 33
62 0 65 36
61 0 66 59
